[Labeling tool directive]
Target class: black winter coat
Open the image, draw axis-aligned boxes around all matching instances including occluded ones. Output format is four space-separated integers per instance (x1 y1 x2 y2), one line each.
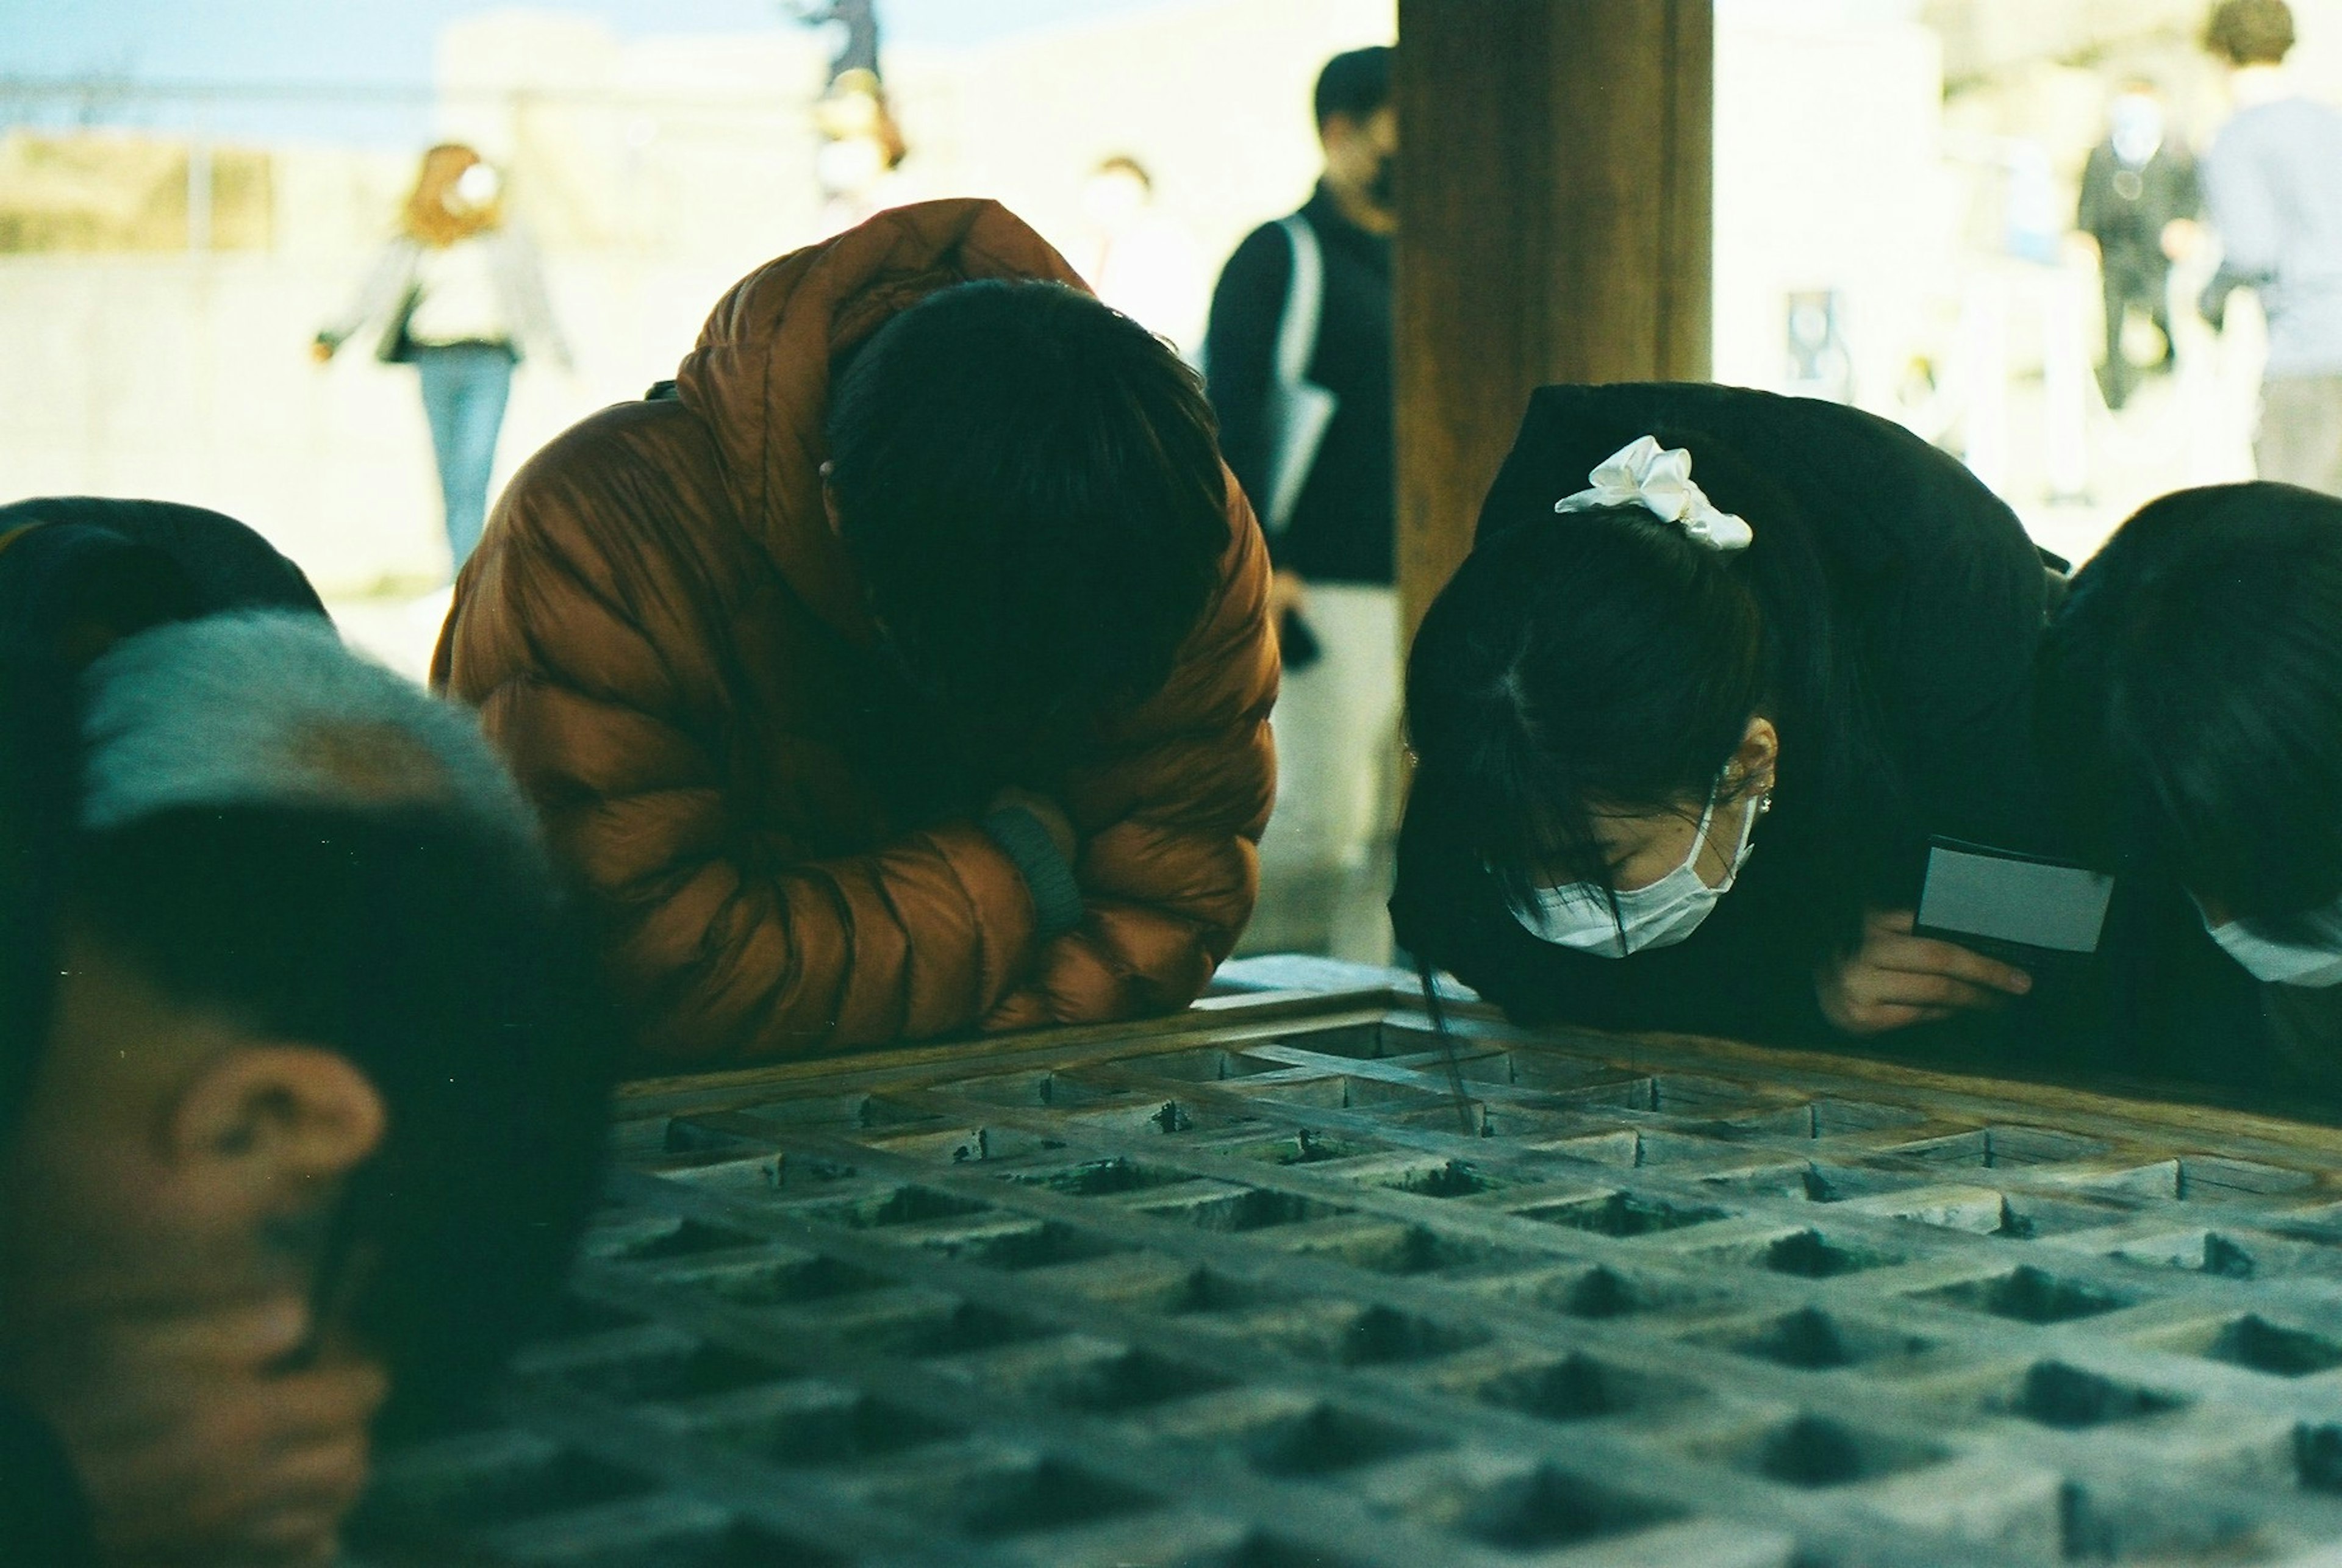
1391 382 2062 1048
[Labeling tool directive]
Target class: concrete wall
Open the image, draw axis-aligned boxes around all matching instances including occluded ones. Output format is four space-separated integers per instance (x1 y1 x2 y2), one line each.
0 246 756 594
0 3 1391 600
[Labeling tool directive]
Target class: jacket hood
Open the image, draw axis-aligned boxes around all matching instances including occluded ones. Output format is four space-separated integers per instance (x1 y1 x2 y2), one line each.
673 199 1085 634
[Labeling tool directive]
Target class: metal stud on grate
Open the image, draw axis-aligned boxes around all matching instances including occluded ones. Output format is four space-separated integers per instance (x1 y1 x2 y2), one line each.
351 974 2342 1567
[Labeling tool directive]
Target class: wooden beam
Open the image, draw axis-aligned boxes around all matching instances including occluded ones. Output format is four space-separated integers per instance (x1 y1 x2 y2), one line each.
1392 0 1714 640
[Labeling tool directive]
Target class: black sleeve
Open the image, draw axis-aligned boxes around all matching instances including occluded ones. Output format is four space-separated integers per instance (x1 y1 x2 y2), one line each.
1202 223 1294 553
2076 148 2111 239
1862 512 2058 881
0 1398 96 1565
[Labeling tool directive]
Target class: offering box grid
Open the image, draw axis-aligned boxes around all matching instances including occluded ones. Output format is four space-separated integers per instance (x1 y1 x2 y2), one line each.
354 975 2342 1567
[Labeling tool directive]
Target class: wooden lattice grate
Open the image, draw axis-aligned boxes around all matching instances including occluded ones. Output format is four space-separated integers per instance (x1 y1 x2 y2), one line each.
350 972 2342 1567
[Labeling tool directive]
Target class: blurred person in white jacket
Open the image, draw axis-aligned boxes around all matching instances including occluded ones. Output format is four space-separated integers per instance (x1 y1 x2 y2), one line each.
314 144 571 572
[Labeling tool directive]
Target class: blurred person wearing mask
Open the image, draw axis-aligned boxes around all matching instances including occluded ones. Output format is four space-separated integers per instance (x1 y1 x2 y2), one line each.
1203 45 1398 962
435 202 1275 1065
313 143 572 573
2200 0 2342 494
1077 156 1209 356
2039 483 2342 1094
2077 81 2201 410
0 521 611 1561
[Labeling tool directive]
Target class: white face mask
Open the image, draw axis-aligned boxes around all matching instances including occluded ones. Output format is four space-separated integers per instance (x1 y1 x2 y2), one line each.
2110 95 2165 166
1511 786 1760 957
2200 896 2342 987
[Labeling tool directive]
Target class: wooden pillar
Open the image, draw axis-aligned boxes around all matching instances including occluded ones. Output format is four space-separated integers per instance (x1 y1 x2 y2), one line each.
1392 0 1714 639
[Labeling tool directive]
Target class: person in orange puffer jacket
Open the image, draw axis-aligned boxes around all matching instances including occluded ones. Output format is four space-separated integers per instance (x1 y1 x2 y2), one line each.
434 200 1278 1064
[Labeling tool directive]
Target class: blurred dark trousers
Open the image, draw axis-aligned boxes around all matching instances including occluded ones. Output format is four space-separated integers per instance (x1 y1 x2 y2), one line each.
415 341 516 570
2098 261 2171 411
2256 376 2342 498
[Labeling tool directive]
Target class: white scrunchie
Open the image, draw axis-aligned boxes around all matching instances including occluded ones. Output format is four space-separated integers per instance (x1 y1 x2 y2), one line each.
1552 434 1755 553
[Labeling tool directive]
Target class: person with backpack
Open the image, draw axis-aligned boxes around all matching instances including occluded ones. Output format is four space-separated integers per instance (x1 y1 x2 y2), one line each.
1203 45 1399 963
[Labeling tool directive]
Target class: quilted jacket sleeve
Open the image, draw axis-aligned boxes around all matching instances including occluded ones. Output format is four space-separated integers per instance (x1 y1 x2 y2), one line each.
982 479 1280 1031
437 416 1043 1063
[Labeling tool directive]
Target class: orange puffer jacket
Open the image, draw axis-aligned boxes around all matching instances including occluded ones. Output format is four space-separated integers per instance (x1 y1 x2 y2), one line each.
433 200 1278 1064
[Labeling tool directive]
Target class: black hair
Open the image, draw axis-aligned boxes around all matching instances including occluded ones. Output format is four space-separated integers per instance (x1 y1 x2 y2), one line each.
826 278 1229 734
0 498 326 620
1406 506 1763 913
0 659 80 1139
1314 45 1393 127
69 804 612 1427
2039 482 2342 929
2205 0 2295 65
1402 427 1892 945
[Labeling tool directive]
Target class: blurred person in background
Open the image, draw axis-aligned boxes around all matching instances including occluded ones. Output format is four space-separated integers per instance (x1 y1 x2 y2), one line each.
2200 0 2342 494
2077 81 2201 411
1204 45 1398 964
435 200 1275 1065
814 68 917 239
1078 156 1209 356
313 143 571 573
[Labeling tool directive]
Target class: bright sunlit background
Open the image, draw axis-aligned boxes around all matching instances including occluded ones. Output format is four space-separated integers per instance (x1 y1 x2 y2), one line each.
9 0 2342 670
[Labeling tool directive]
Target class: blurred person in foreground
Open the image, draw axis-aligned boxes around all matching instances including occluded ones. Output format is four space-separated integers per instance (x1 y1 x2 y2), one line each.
2200 0 2342 493
434 199 1277 1065
313 143 571 573
0 514 610 1560
1203 45 1398 963
2077 80 2201 411
2039 482 2342 1094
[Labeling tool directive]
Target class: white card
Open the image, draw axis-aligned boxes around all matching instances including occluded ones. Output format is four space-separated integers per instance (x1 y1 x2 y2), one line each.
1917 842 2114 955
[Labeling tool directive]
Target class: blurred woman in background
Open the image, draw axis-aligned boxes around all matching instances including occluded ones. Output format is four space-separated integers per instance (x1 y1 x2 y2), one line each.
314 143 570 573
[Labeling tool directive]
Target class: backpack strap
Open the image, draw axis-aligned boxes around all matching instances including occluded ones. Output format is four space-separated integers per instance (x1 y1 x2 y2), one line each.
1273 213 1325 393
1262 215 1338 535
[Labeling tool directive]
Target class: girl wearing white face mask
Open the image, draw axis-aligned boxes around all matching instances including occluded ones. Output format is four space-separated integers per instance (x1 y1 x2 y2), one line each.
2039 482 2342 1088
1392 383 2063 1048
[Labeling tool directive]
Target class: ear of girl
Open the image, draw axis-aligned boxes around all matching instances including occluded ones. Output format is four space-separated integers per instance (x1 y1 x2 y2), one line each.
1394 381 2067 1050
